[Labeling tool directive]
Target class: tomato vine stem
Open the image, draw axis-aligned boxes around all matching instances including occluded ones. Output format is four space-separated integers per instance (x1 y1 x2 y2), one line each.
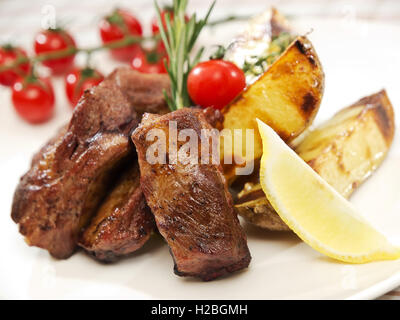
0 13 248 74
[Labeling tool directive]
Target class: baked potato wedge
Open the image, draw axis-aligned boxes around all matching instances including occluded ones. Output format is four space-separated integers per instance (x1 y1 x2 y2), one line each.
224 7 293 85
221 36 324 182
236 90 395 231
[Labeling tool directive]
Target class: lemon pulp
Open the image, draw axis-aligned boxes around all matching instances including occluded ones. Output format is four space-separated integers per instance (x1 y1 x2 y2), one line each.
257 119 400 263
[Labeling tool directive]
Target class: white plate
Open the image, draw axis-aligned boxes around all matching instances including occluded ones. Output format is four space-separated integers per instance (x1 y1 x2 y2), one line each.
1 2 400 300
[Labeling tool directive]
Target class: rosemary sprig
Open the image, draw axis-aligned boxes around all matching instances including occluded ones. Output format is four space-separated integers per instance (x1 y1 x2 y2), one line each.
155 0 215 111
0 7 246 76
209 45 226 60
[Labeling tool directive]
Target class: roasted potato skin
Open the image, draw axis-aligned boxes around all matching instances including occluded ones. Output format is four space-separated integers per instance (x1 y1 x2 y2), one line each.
297 89 395 197
235 184 290 231
237 90 395 231
224 7 292 77
222 36 324 182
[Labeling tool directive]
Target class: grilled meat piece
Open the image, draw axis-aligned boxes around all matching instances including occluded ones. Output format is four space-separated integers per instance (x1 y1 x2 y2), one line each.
11 68 170 259
75 67 170 261
108 67 171 116
79 161 155 262
11 78 138 259
201 107 224 129
132 108 251 281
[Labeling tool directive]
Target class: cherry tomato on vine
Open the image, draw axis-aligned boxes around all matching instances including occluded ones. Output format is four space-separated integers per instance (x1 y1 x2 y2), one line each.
131 47 167 74
65 68 104 107
99 9 143 62
34 28 76 75
0 45 30 86
187 60 246 110
12 76 55 123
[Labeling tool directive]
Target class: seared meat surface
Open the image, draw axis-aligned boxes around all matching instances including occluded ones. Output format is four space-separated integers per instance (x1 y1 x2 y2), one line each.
11 78 137 259
11 68 170 259
10 65 248 278
108 67 171 116
132 108 251 281
79 160 155 262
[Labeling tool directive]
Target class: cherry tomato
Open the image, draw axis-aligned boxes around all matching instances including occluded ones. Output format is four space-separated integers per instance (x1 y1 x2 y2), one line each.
131 47 167 74
187 60 246 110
34 28 76 75
12 77 55 123
99 9 143 62
65 68 104 107
0 45 30 86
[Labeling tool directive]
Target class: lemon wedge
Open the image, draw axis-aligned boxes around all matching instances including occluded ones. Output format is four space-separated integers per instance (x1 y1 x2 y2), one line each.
257 119 400 263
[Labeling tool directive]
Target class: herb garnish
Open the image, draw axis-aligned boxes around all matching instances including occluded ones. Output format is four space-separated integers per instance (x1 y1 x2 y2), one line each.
155 0 215 111
242 32 294 77
209 45 226 60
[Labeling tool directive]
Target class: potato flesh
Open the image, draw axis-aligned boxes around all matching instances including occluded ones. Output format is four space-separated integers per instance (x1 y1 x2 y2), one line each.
222 36 324 181
298 103 393 197
236 90 395 231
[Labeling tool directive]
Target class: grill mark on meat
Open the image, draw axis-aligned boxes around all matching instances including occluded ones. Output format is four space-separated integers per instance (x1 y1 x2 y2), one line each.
78 160 155 262
11 68 170 259
107 67 171 116
132 108 251 281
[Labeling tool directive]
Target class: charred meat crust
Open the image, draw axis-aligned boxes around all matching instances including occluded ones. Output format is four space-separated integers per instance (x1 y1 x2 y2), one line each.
107 67 171 116
79 160 155 262
173 254 251 281
11 69 171 259
132 108 251 281
11 77 139 259
201 107 224 129
75 68 172 261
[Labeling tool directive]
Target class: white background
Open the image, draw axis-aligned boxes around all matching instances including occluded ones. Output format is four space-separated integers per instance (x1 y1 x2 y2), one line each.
0 0 400 299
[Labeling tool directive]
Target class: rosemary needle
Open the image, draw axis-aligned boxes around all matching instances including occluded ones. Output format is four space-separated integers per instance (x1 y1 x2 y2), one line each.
155 0 216 111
